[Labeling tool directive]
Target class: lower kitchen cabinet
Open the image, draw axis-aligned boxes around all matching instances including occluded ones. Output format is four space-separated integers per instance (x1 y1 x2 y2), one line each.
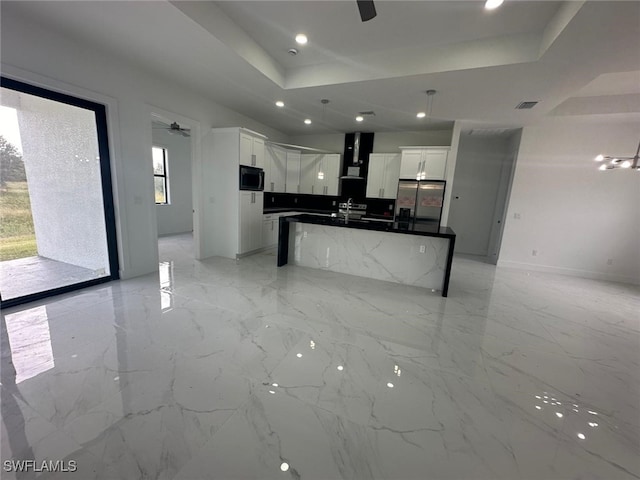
239 191 263 254
262 214 279 248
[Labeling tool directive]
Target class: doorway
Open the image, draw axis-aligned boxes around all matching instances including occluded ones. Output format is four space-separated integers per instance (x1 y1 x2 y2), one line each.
0 77 119 307
150 112 197 269
447 130 521 264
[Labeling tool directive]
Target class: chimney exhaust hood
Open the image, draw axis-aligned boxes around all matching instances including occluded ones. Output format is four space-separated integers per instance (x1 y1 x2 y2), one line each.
340 132 372 180
340 132 374 199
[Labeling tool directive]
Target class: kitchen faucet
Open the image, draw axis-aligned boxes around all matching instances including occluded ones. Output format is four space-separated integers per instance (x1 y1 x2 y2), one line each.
345 198 353 224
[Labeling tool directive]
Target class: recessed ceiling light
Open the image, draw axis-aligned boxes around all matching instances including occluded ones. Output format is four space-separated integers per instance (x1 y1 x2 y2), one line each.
295 33 308 45
416 112 426 119
275 101 284 108
485 0 504 10
304 119 312 125
355 115 364 122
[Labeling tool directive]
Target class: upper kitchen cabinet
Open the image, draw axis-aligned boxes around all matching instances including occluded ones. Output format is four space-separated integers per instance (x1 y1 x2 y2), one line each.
300 153 322 194
322 154 341 196
399 147 449 180
285 150 301 193
264 143 287 193
366 153 401 199
239 130 265 168
300 153 342 196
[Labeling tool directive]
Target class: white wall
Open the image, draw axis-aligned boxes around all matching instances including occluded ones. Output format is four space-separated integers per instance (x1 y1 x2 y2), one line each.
12 91 109 271
152 128 192 236
499 118 640 285
288 129 453 154
1 6 288 278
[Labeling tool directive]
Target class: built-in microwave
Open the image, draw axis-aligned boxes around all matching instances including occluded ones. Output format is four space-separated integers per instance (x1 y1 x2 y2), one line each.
239 165 264 191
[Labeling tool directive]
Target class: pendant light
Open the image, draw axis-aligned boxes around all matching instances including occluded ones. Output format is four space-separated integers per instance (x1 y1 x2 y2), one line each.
417 89 436 120
594 139 640 171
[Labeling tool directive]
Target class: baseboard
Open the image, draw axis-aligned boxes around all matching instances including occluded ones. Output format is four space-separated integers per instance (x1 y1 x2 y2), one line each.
496 260 640 286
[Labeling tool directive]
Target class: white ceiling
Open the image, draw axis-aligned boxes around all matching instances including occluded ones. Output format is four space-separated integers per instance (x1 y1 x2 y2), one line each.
5 0 640 136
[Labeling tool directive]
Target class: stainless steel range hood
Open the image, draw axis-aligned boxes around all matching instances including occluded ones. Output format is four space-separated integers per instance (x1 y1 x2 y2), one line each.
340 132 365 179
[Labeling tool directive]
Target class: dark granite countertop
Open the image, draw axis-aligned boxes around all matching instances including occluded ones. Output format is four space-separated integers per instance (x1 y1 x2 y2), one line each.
282 214 456 239
263 208 334 215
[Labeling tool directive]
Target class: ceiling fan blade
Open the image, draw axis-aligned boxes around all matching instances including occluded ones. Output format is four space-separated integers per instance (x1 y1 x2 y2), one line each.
357 0 376 22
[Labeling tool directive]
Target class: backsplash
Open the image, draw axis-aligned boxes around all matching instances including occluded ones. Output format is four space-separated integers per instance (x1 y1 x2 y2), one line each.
264 192 395 217
264 193 340 212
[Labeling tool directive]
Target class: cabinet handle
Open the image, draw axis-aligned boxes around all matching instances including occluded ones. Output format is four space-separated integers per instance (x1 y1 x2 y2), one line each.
271 182 274 191
312 185 314 194
416 161 421 178
324 186 328 195
271 221 274 231
251 154 256 166
379 188 382 197
381 188 385 197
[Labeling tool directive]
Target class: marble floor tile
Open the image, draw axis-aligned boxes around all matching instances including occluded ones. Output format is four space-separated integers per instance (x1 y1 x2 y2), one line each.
1 233 638 479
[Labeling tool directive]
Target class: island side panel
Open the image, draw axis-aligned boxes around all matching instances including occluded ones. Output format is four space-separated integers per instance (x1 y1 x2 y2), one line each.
276 217 290 266
290 223 448 291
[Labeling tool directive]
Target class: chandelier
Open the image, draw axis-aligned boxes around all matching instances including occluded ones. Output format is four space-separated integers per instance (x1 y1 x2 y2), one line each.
594 139 640 170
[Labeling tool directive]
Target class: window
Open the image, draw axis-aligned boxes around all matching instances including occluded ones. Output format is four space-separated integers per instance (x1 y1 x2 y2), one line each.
152 146 169 204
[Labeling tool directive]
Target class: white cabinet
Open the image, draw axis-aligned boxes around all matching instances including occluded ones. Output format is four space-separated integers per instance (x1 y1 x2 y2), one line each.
262 214 279 248
399 147 449 180
366 153 401 199
264 144 287 193
285 150 301 193
299 153 320 194
239 191 263 254
239 131 265 168
299 153 341 196
321 154 341 196
399 149 424 179
423 150 447 180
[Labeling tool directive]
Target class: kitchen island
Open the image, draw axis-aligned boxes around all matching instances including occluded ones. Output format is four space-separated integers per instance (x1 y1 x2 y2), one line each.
277 214 456 297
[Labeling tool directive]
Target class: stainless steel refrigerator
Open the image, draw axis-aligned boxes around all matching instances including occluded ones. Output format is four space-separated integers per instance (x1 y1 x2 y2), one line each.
395 180 446 228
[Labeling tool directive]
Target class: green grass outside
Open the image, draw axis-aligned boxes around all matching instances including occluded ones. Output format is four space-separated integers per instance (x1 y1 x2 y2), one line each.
0 181 37 261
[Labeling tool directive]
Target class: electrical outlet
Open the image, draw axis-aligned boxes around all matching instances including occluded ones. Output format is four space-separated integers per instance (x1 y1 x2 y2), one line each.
513 213 521 219
419 245 426 253
607 258 613 265
294 198 298 203
303 231 307 238
271 197 275 203
532 249 538 256
389 204 393 210
332 200 336 206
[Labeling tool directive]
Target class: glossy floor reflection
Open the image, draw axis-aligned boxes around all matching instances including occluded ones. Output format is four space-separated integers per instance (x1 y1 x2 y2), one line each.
1 233 639 479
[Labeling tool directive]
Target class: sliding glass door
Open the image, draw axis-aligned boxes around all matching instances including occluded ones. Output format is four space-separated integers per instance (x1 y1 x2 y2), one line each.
0 77 119 307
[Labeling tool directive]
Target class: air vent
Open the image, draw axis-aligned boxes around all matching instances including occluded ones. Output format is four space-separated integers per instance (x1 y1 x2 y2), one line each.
468 128 510 136
515 101 538 109
359 111 376 116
